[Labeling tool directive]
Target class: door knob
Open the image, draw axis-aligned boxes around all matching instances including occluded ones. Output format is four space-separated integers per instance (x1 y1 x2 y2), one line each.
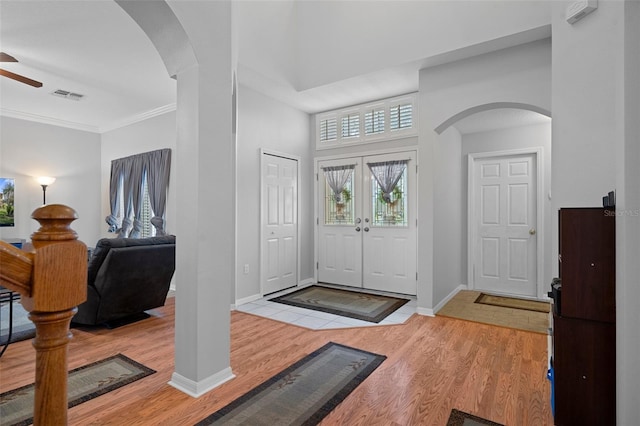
364 227 369 232
355 218 362 224
529 229 536 235
355 227 361 232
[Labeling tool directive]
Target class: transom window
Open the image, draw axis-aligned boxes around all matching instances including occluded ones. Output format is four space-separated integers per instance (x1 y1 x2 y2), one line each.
315 93 417 150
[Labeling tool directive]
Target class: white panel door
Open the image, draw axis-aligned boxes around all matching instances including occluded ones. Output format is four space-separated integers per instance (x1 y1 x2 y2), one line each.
362 152 417 295
473 154 537 297
262 154 298 295
317 157 362 287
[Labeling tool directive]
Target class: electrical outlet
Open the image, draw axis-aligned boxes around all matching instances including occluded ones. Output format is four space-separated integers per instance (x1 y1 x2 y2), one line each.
243 264 249 275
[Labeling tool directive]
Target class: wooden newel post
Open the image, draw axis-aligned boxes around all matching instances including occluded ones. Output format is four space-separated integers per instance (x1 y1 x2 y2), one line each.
21 204 87 425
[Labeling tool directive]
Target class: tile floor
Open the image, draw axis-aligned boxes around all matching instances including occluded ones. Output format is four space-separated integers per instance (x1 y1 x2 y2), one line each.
235 284 417 330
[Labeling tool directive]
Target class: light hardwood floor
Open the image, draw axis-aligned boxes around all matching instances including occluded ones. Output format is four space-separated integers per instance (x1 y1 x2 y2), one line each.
0 298 553 425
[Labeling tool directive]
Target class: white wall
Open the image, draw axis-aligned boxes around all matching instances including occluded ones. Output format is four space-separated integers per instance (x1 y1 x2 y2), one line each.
433 127 463 304
100 111 177 239
550 1 638 423
462 121 552 297
236 85 312 302
0 116 101 244
295 1 550 91
418 38 551 311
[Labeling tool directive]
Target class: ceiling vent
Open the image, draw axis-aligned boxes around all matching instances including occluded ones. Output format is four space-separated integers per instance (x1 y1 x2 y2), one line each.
51 89 85 101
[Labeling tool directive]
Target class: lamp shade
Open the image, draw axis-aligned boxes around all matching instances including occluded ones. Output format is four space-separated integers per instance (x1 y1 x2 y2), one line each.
37 176 56 186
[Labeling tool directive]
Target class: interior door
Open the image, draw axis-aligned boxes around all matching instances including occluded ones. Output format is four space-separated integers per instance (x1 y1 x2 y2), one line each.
362 152 417 295
472 153 537 297
317 151 417 295
262 153 298 295
317 157 362 287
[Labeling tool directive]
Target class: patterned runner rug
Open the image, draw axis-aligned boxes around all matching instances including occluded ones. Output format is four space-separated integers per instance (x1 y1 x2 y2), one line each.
447 409 504 425
269 285 409 323
196 342 386 425
0 354 155 426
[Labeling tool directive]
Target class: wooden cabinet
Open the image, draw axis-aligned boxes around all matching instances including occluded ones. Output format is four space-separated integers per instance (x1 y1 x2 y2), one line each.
558 208 615 322
553 208 615 426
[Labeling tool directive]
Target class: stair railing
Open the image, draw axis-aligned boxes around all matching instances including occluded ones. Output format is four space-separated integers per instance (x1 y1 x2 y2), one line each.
0 204 87 425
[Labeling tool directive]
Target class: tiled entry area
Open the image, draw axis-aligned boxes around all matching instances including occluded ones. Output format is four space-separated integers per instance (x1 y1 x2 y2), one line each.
235 284 417 330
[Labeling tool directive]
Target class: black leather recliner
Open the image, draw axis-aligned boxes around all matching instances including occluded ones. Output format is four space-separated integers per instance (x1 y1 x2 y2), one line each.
72 235 176 326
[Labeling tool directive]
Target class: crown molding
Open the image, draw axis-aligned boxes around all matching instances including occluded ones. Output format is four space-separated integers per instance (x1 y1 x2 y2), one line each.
99 103 177 133
1 103 177 134
0 108 101 133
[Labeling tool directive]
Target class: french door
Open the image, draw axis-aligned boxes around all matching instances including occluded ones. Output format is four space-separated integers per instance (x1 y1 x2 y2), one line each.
317 151 417 295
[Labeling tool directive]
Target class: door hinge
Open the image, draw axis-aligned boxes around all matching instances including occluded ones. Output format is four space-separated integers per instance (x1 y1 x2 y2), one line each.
316 173 318 181
316 262 319 270
416 272 418 281
416 164 418 173
317 217 319 225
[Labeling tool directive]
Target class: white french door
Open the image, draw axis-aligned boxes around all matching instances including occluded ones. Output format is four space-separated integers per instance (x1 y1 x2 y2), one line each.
317 151 417 295
470 152 538 297
261 153 298 295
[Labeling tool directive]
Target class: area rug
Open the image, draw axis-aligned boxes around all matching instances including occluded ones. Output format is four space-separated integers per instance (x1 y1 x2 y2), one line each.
0 353 155 426
269 285 409 323
195 342 386 425
447 409 504 426
475 293 550 313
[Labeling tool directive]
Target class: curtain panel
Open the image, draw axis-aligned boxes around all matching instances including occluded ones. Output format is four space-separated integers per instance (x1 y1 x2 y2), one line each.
105 148 172 238
322 165 355 203
367 160 407 203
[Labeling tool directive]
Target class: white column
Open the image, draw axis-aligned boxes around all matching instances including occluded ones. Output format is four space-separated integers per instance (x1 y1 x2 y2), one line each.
167 1 235 397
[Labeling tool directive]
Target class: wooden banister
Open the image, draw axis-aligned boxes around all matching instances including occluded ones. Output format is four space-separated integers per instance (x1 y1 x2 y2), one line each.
0 204 87 425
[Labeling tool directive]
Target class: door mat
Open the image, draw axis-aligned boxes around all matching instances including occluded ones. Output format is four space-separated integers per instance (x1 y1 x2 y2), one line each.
0 353 155 426
447 409 504 426
195 342 386 425
475 293 550 313
269 285 409 323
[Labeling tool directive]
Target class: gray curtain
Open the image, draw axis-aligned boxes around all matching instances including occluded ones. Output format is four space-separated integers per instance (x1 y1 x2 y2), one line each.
367 160 407 203
118 162 134 238
127 155 146 238
322 165 355 203
145 148 171 235
107 148 172 238
105 159 124 233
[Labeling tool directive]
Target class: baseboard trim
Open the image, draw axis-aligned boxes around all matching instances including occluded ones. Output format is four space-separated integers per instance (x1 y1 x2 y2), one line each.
235 293 263 307
433 284 468 314
299 278 315 286
416 307 435 317
168 367 235 398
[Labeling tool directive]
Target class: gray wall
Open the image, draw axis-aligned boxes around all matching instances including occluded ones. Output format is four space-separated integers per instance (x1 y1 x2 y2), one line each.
0 116 101 244
236 85 312 302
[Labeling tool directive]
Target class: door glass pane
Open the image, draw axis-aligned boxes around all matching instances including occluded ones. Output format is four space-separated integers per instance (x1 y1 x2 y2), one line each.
324 171 354 225
371 168 408 227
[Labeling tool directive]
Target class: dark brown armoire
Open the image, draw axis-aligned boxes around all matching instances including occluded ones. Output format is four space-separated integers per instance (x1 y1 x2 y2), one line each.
552 208 616 426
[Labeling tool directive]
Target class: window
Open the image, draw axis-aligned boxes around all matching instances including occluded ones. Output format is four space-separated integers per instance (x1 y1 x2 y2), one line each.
390 103 413 130
106 148 171 238
341 113 360 138
315 93 417 149
364 108 385 135
319 117 337 142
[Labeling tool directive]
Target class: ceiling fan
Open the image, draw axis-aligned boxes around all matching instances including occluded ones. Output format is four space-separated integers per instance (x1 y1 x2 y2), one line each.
0 52 43 88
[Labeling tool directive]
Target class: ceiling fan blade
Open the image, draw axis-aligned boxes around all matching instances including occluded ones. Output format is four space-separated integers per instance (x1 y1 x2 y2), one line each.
0 68 43 88
0 52 18 62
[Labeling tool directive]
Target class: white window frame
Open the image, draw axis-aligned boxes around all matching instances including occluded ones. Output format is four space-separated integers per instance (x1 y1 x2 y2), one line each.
315 93 418 150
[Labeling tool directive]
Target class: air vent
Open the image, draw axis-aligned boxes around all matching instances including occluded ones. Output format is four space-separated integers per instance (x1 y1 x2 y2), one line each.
51 89 85 101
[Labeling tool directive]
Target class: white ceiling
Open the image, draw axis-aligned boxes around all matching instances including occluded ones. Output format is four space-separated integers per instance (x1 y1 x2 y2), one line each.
0 1 551 134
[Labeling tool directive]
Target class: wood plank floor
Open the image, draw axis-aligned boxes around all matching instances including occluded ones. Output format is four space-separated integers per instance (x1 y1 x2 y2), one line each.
0 297 553 425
